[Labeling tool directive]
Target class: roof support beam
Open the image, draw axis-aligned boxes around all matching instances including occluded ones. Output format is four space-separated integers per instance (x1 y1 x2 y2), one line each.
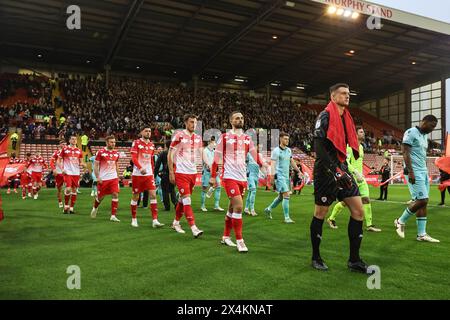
308 34 449 96
229 13 324 78
196 0 285 73
104 0 145 67
251 21 368 89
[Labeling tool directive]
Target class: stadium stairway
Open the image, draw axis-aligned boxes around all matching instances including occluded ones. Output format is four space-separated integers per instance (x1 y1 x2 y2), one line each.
51 79 64 122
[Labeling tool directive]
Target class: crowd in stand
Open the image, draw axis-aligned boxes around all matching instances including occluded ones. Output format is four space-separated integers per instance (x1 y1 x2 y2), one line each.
0 74 51 101
58 76 319 150
1 74 407 154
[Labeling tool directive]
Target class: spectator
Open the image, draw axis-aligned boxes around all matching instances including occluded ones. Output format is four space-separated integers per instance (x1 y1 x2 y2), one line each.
81 133 89 152
10 131 19 150
377 158 391 201
438 169 450 206
59 115 66 127
80 169 93 187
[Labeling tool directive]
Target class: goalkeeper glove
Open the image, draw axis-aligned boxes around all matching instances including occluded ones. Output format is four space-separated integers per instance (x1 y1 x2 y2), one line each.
334 167 353 189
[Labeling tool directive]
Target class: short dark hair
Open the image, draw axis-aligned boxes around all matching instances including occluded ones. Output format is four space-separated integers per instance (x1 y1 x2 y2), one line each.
422 115 438 123
183 114 197 122
26 152 31 157
69 135 77 140
356 125 364 132
140 126 151 132
105 135 115 142
279 132 289 138
329 83 349 94
229 111 242 121
209 136 216 142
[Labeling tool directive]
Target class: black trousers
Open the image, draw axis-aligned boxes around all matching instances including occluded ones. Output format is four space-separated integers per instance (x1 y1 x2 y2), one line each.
379 183 388 200
161 177 177 210
440 187 450 204
137 191 149 208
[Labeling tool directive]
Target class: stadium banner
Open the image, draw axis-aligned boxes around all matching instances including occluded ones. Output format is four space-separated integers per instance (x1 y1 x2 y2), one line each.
0 136 10 188
0 163 27 186
310 0 450 35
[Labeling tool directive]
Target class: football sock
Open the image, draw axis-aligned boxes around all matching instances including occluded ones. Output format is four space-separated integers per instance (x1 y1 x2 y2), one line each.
130 199 138 219
268 196 282 210
223 212 233 237
399 207 415 224
363 203 373 227
214 187 221 208
200 190 206 208
416 217 427 236
282 197 290 219
150 199 158 220
111 199 118 216
232 212 243 240
348 217 363 263
310 216 324 261
175 202 184 221
329 201 344 221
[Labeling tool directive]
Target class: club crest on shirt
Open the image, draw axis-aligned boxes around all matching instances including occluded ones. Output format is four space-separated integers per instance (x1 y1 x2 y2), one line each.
230 189 235 194
321 196 327 203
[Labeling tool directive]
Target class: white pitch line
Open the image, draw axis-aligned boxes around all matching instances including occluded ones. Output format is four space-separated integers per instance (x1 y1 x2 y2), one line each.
372 199 449 209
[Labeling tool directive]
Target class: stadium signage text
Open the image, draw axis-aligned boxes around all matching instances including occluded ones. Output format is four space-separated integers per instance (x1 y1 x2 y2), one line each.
323 0 393 18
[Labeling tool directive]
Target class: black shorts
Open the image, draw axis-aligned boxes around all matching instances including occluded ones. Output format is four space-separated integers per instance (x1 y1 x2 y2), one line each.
314 167 360 206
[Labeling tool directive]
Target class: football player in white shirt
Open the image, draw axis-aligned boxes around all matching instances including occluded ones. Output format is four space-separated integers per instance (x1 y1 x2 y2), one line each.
58 135 84 214
168 114 204 238
90 136 121 222
210 111 262 252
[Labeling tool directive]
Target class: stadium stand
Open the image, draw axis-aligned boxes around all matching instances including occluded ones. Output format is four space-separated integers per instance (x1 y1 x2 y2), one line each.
0 74 442 181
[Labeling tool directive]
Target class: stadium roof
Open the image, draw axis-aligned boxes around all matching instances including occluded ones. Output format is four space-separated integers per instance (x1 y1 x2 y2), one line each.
1 0 450 100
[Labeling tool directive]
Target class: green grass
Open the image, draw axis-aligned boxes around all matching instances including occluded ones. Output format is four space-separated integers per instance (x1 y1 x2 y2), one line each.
1 185 449 300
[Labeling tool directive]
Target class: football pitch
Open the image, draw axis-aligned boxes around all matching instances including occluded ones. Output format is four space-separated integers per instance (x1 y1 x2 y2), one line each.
1 185 449 300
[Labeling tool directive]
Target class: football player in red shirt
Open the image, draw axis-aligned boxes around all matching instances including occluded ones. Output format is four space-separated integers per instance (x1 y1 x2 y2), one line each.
90 135 121 222
129 127 164 228
58 135 84 214
168 114 204 238
210 111 262 253
21 153 33 200
49 140 66 208
29 151 48 200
